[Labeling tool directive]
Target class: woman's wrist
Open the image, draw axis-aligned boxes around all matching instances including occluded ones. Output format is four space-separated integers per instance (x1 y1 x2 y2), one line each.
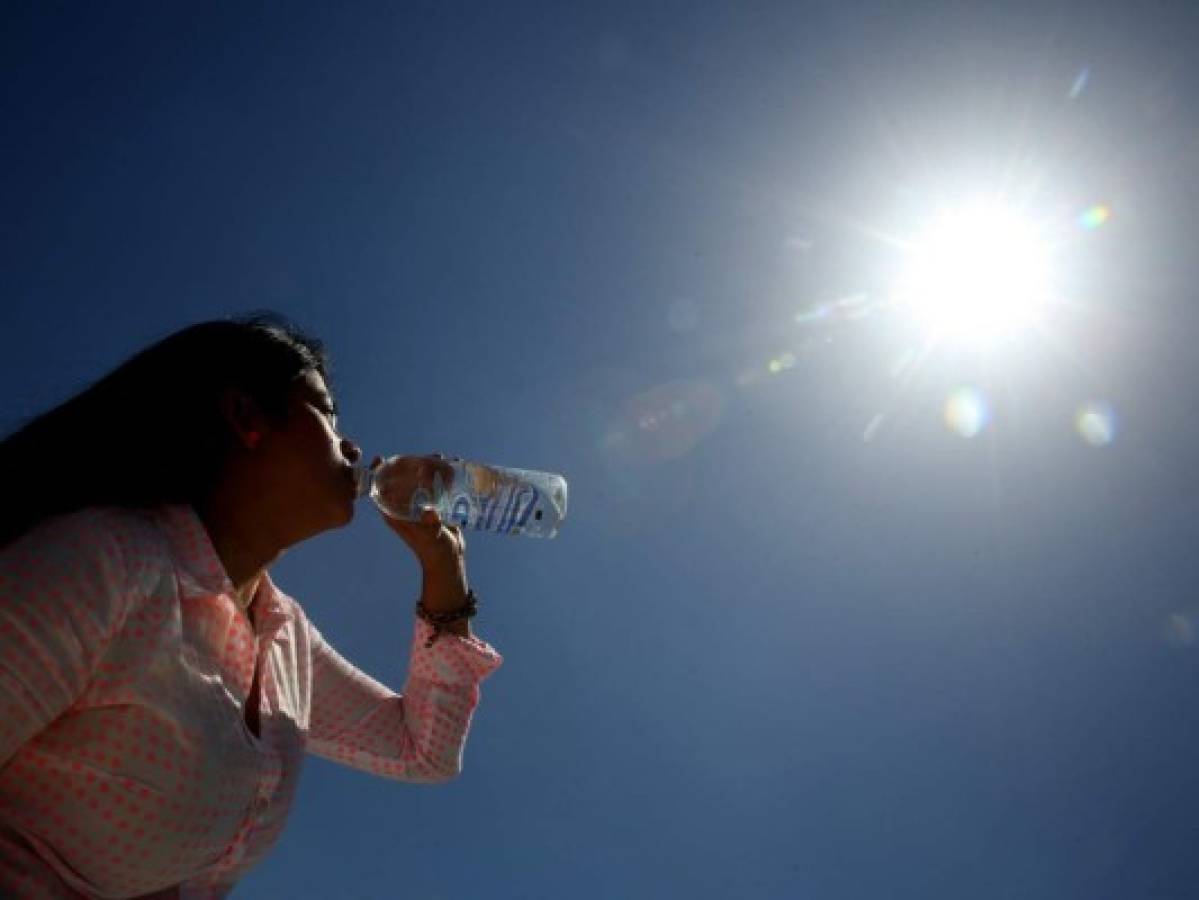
416 585 477 646
418 566 470 614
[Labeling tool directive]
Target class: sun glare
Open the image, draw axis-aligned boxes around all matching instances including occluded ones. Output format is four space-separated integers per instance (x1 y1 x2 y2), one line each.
895 201 1053 345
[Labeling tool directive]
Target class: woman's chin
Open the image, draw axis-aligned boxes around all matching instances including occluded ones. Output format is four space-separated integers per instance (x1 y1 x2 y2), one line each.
310 499 355 536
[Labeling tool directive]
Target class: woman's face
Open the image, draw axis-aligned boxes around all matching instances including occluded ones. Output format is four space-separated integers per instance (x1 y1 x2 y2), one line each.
254 369 362 540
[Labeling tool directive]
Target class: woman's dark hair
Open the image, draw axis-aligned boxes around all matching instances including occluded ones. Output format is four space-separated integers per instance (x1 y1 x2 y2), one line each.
1 312 330 548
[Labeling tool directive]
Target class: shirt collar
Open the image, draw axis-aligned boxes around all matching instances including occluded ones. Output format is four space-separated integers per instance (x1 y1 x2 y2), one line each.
153 504 293 632
252 571 292 633
153 505 235 600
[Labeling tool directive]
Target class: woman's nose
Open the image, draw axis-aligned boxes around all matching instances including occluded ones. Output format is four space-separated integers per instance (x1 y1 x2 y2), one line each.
340 438 362 465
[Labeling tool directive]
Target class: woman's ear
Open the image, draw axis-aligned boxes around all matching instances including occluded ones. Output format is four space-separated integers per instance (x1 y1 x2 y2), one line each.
218 386 271 451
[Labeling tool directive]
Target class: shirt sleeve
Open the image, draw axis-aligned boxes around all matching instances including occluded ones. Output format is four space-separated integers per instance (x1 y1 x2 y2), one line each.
0 510 133 768
305 618 502 783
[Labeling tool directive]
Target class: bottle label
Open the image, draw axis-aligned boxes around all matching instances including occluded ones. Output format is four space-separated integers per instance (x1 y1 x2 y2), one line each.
447 483 541 535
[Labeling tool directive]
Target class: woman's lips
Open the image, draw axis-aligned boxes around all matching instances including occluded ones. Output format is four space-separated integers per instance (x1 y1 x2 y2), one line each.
348 465 369 498
341 465 360 498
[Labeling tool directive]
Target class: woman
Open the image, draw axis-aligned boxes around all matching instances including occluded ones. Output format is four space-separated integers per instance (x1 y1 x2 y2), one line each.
0 314 502 897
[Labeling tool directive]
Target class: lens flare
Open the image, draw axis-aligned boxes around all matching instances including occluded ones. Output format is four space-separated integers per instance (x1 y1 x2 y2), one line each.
795 293 872 327
1068 67 1091 100
1078 205 1111 230
1163 613 1196 648
611 379 726 463
862 412 885 443
1075 402 1116 446
944 388 990 438
767 352 797 374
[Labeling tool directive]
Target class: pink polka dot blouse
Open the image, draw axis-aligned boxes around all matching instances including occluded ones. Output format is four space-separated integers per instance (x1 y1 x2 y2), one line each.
0 505 502 897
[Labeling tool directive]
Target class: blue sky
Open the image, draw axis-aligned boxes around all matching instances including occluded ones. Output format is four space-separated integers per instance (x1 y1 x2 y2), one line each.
4 2 1199 897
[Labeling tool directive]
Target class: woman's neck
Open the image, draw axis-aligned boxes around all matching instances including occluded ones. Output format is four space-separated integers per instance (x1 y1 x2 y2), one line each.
195 488 282 600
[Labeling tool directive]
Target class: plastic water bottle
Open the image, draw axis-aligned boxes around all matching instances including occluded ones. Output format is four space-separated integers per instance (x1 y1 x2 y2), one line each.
356 456 568 539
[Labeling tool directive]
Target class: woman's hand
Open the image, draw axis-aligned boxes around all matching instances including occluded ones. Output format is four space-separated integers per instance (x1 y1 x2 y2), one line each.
371 456 472 629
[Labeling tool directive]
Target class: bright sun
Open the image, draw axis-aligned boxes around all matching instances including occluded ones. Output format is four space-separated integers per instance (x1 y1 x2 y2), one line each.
895 201 1053 345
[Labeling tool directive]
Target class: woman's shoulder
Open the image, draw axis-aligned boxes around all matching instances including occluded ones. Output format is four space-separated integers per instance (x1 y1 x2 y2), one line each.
61 505 168 548
4 505 172 574
0 507 193 646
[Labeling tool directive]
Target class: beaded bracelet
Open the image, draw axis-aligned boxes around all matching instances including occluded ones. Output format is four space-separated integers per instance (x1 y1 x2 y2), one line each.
415 589 479 647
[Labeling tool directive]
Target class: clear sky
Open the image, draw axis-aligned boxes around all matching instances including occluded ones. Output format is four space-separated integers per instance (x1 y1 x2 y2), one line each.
3 2 1199 898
